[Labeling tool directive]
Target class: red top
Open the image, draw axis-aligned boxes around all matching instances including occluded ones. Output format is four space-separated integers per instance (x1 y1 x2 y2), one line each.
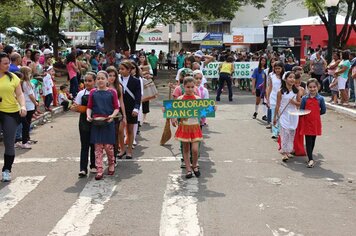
299 97 322 136
181 94 197 100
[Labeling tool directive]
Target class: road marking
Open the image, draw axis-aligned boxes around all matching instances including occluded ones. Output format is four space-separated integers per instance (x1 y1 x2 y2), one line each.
0 176 45 220
160 174 203 236
1 156 232 163
47 177 117 236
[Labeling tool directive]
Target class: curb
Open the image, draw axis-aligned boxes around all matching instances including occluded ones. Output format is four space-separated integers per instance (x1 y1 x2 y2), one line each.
31 106 64 127
326 102 356 119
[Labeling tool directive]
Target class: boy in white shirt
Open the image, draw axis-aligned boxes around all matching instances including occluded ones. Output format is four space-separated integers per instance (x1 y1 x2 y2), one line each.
43 66 55 111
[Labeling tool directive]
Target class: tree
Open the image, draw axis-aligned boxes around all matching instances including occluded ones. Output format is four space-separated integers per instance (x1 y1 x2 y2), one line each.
306 0 356 48
68 0 265 52
32 0 66 59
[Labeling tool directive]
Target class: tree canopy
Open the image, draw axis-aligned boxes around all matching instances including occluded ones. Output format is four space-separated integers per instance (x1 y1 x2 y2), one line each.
68 0 265 52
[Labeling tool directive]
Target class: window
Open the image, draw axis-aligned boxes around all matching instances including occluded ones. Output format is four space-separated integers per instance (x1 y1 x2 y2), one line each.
181 23 187 32
169 24 175 33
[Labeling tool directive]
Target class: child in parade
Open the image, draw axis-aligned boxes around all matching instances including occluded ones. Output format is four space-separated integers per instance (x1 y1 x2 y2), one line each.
107 66 126 159
43 66 55 111
273 71 302 162
293 73 307 156
267 61 284 139
138 54 153 124
299 78 326 168
252 57 267 119
264 57 277 127
193 69 209 126
171 77 203 179
19 66 38 149
117 61 142 159
72 72 97 177
58 84 72 111
129 62 143 147
86 71 120 180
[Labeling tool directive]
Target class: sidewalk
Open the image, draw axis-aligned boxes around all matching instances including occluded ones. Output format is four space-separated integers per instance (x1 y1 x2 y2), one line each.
325 101 356 119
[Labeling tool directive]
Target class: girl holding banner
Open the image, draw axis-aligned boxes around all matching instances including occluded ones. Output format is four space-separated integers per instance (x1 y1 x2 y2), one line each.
171 77 203 179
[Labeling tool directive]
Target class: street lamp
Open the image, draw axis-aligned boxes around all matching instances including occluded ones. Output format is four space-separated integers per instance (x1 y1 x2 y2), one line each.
325 0 340 63
262 16 270 50
168 33 172 55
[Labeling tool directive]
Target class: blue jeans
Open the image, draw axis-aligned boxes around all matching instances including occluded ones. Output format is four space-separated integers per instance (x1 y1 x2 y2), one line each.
70 76 78 97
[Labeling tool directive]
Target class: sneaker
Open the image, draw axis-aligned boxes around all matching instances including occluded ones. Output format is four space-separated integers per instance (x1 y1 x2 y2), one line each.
14 142 22 148
252 112 258 119
2 170 11 182
307 160 315 168
78 170 87 178
90 168 97 173
20 142 32 149
262 115 267 121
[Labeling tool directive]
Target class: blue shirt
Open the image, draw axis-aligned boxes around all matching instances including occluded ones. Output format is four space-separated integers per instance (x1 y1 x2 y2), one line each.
9 64 19 73
301 93 326 115
251 68 265 89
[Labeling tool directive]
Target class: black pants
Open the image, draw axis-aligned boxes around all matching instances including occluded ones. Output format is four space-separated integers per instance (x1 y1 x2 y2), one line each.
79 127 95 173
216 73 233 101
0 112 20 172
61 101 70 111
305 135 316 161
21 110 35 144
45 94 53 109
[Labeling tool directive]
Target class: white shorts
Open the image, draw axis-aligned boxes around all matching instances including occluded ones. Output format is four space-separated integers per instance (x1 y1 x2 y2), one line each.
337 77 347 90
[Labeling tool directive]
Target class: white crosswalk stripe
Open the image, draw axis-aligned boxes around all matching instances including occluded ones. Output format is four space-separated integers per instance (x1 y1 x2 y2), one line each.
47 177 118 236
0 176 45 220
160 174 203 236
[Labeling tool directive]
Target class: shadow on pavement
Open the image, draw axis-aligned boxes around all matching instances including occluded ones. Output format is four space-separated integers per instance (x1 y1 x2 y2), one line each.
281 153 344 182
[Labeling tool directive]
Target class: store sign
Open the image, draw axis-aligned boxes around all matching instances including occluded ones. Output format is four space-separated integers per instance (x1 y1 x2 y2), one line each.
138 33 163 43
163 99 216 118
202 62 258 79
192 33 208 41
201 33 223 48
271 37 302 47
233 35 244 43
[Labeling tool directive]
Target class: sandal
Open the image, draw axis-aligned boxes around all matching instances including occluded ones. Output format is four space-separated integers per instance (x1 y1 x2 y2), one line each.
282 155 289 162
185 171 193 179
95 173 103 180
117 151 126 159
192 167 201 177
307 160 315 168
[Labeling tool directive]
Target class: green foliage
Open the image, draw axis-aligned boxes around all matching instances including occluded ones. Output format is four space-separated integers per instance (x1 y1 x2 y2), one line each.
69 0 266 51
0 0 42 33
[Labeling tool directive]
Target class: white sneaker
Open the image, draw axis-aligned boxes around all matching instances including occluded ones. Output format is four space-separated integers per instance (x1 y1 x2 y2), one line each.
21 142 32 149
14 142 22 148
90 168 97 173
2 170 11 182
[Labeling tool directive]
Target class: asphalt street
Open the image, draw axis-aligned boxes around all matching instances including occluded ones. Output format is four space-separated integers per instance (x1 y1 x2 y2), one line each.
1 83 356 236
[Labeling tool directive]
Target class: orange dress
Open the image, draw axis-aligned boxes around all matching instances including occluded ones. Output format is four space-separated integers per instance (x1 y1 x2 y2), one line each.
175 94 203 143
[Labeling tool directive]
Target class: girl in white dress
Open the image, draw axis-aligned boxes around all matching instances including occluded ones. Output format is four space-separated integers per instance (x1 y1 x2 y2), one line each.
273 71 302 162
266 61 284 138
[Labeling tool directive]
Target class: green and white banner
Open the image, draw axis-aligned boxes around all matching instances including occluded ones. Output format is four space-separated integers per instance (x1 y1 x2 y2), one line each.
163 99 216 118
202 62 259 79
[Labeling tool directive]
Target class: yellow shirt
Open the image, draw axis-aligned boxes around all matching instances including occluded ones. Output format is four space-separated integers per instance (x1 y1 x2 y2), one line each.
0 73 21 113
220 62 233 74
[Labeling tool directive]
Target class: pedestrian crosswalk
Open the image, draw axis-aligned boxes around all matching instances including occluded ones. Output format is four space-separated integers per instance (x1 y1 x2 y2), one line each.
0 176 45 220
0 157 207 236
